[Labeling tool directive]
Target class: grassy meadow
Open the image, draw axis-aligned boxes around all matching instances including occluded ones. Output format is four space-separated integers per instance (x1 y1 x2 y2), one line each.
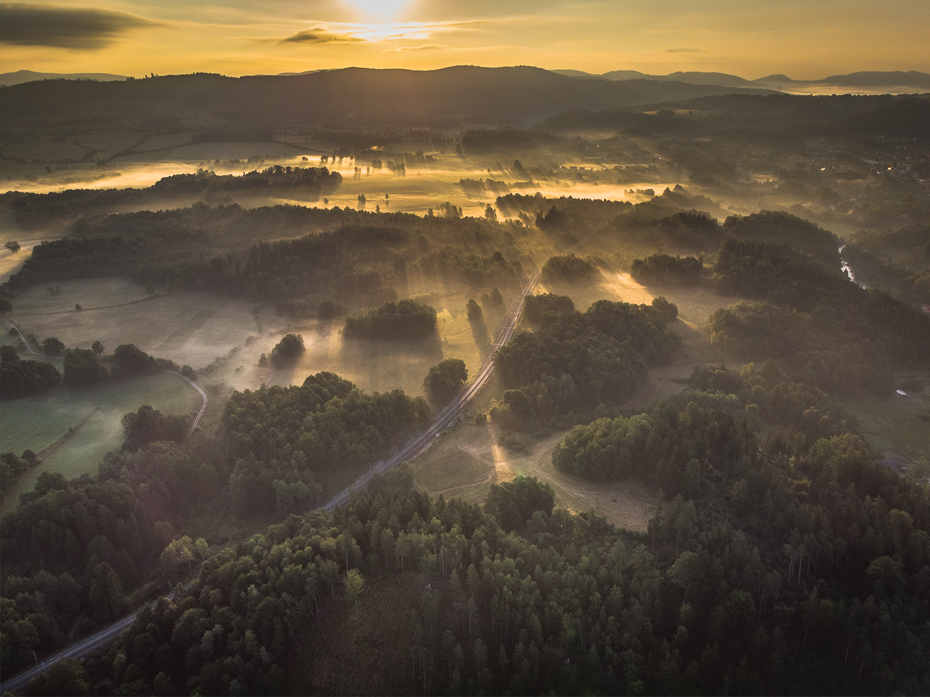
0 372 202 513
7 278 284 372
844 381 930 462
410 422 656 531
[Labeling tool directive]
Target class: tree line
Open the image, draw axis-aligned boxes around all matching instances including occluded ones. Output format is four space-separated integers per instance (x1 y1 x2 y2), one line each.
492 298 680 428
710 238 930 395
7 167 343 229
223 372 431 515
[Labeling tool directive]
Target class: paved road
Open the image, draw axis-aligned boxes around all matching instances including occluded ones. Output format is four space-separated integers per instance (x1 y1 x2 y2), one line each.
0 271 540 691
1 604 141 693
322 267 541 512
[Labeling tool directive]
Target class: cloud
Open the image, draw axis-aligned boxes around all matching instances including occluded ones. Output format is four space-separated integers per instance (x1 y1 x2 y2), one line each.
281 28 365 44
0 3 156 49
382 43 442 52
665 47 705 53
277 19 486 46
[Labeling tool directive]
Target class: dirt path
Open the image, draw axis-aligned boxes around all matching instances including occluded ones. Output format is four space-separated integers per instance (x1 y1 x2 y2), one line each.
3 316 63 360
167 371 208 433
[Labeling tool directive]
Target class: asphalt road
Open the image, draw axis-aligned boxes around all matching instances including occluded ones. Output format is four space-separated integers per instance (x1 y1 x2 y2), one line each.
1 604 142 693
0 270 540 692
322 267 541 511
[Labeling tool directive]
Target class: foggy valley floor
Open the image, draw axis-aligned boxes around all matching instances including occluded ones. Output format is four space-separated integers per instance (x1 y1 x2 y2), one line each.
0 72 929 695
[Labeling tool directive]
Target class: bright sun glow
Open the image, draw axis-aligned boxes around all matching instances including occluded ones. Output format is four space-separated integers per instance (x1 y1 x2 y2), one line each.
343 0 410 22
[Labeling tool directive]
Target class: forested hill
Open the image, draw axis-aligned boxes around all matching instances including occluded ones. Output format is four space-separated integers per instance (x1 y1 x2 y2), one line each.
539 93 930 139
0 67 773 128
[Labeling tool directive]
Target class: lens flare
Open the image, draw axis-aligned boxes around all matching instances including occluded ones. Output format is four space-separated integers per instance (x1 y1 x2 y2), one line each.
343 0 409 21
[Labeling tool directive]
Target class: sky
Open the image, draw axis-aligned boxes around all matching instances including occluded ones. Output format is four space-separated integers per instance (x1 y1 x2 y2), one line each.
1 0 929 80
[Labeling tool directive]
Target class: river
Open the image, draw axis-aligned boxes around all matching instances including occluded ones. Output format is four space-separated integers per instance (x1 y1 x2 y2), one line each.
839 244 866 288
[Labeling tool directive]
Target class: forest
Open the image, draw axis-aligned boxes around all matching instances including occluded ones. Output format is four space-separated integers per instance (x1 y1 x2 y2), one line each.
492 300 680 428
1 80 929 697
710 238 930 395
343 300 438 340
11 392 928 695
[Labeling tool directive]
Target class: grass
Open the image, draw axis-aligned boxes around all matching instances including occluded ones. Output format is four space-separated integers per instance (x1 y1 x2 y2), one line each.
9 279 272 371
843 377 930 461
411 422 656 531
263 286 512 399
0 372 202 514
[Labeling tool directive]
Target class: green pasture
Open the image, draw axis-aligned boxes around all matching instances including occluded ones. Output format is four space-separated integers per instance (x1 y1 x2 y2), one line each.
9 280 272 371
0 372 202 514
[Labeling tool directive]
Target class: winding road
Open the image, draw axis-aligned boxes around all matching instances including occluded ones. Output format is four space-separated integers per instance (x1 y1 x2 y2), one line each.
166 370 208 433
0 270 540 692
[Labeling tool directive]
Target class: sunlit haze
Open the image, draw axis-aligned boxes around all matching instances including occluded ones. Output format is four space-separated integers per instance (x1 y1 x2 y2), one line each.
1 0 928 78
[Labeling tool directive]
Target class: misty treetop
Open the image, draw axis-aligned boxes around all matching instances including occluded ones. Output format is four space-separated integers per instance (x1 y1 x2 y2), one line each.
540 254 597 283
713 238 847 310
721 210 840 268
523 292 575 326
493 300 679 426
413 248 522 289
0 450 38 498
423 358 468 407
7 166 343 229
630 253 703 286
269 333 306 367
122 405 189 452
343 299 438 340
223 372 430 514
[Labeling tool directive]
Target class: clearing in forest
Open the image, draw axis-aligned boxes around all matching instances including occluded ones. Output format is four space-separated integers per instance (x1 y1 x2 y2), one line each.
412 423 656 532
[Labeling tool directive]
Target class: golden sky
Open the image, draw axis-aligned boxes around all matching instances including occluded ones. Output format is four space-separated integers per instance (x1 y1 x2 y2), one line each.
1 0 929 79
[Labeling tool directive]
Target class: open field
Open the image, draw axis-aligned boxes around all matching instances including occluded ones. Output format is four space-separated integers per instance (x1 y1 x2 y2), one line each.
7 275 515 401
411 423 656 531
0 372 202 513
844 374 930 462
262 286 511 398
7 279 285 370
2 143 679 219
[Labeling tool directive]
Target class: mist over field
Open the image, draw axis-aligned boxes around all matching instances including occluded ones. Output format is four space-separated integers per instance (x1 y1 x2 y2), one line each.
1 25 930 696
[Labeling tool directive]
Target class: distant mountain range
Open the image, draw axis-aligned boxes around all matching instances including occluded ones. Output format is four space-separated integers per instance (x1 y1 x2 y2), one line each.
1 66 926 133
0 66 776 129
553 69 930 92
0 70 127 88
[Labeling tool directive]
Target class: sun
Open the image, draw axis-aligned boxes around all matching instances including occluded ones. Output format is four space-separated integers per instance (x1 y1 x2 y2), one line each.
343 0 410 22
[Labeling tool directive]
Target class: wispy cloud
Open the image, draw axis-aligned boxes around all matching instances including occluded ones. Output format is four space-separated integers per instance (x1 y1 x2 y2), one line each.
665 47 705 53
275 18 507 47
282 28 364 44
0 3 157 49
382 43 443 53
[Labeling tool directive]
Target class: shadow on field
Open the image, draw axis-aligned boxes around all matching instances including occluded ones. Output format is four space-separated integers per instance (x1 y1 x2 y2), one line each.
468 316 492 359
